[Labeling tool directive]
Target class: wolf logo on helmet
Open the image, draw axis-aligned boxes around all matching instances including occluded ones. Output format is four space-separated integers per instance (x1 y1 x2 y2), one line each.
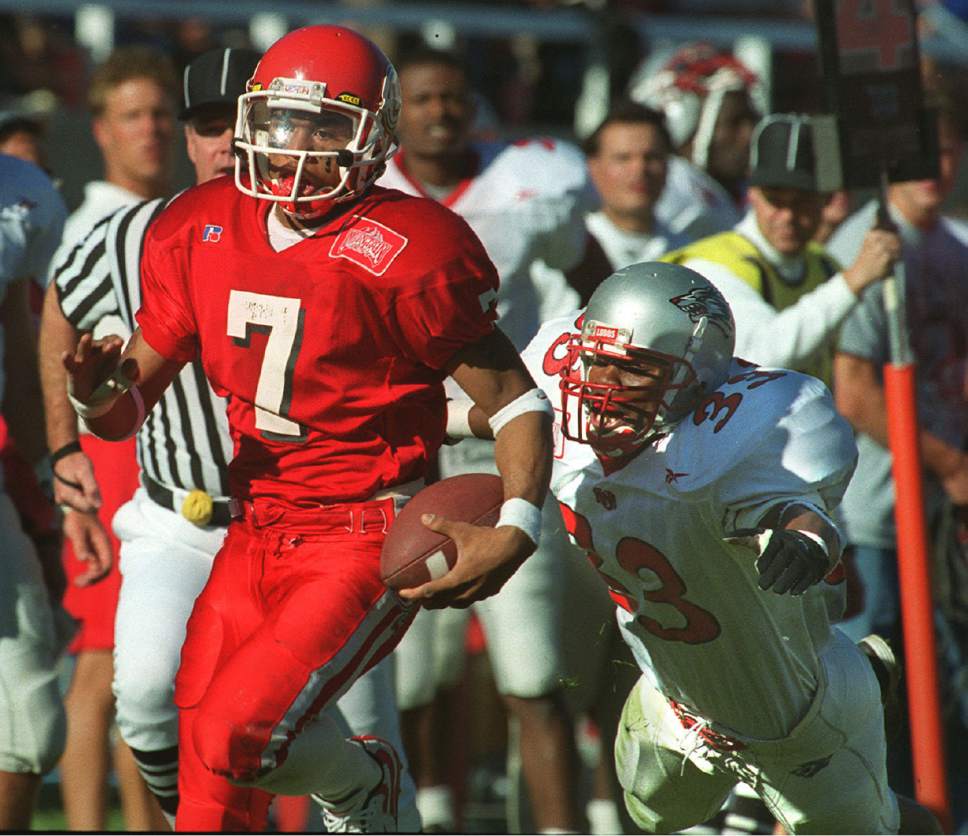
670 286 733 337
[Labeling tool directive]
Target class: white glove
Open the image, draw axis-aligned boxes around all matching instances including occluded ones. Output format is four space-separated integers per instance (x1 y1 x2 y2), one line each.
724 528 831 595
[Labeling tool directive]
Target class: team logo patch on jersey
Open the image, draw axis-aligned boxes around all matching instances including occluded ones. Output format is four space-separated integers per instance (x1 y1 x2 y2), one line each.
670 287 733 338
202 224 223 243
330 217 408 276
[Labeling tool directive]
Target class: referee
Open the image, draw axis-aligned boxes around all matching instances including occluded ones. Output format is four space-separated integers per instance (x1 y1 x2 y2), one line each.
39 47 258 825
38 47 418 829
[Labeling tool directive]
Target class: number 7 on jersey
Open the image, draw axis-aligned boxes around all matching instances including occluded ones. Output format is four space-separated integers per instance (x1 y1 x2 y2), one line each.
227 290 306 440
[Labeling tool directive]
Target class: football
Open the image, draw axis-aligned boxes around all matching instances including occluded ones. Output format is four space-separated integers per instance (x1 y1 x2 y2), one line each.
380 473 504 590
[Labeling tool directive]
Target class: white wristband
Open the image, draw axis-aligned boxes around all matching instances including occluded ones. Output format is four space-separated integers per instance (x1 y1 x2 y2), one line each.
69 385 145 435
446 399 474 439
795 530 832 569
496 497 542 546
488 388 553 437
67 390 115 419
796 530 828 554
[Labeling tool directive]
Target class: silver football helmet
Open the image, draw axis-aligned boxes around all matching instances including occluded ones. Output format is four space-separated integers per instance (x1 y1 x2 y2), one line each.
560 262 735 452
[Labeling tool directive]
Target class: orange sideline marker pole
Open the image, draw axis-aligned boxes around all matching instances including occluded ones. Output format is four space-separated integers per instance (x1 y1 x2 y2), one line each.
883 361 951 831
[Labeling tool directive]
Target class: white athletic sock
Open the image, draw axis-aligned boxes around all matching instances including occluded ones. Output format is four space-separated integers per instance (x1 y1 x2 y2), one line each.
415 784 455 831
587 798 623 835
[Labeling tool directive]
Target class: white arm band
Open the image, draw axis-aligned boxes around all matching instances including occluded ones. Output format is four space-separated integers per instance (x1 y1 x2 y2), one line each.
67 390 116 419
488 387 553 437
446 399 475 439
67 363 137 419
496 497 543 547
777 500 841 554
796 530 830 558
69 385 145 438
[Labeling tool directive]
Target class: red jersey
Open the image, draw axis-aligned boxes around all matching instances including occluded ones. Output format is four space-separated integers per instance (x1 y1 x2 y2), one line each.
137 181 498 505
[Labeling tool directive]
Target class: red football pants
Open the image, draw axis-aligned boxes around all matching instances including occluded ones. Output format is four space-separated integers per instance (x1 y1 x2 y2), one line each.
173 497 415 832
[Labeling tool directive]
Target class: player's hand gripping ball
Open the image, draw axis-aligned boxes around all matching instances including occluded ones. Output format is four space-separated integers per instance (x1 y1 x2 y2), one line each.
380 473 504 590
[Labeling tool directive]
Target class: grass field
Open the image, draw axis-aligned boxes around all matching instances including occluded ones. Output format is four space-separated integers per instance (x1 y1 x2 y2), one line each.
31 784 125 832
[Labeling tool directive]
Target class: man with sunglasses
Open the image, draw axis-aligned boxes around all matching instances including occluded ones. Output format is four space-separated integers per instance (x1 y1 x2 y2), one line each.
661 113 900 388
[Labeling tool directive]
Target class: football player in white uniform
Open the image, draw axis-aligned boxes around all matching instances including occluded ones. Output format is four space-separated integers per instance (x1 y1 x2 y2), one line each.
0 153 68 829
451 262 940 834
628 43 763 242
379 47 592 832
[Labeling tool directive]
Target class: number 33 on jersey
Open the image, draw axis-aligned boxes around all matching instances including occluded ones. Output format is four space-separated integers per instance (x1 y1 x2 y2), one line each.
520 313 859 718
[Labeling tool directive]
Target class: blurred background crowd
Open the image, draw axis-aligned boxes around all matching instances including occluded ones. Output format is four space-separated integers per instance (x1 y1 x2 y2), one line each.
2 0 967 213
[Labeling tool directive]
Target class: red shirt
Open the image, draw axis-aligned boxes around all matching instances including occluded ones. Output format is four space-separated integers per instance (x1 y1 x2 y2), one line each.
137 181 498 505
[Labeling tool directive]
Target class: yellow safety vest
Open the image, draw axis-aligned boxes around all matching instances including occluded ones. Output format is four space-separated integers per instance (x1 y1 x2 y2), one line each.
662 231 840 385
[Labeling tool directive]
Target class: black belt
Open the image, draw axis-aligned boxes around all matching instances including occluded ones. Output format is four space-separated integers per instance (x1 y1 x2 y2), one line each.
142 474 233 527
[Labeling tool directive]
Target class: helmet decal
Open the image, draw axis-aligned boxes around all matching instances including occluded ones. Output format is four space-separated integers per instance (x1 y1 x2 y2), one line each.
669 287 733 338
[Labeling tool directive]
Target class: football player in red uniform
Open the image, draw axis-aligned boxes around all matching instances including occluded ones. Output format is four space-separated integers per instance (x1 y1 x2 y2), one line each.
62 25 553 833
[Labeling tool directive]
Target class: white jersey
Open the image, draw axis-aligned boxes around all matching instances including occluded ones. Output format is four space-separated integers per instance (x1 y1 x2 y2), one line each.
655 155 742 242
0 155 67 461
521 314 858 740
585 210 688 270
379 138 593 351
0 155 66 296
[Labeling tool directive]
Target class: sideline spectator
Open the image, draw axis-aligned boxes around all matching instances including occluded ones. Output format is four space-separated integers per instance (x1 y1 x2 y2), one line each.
0 153 68 830
829 95 968 828
378 46 589 833
663 113 900 387
47 43 177 833
564 99 688 305
629 42 761 240
0 108 47 168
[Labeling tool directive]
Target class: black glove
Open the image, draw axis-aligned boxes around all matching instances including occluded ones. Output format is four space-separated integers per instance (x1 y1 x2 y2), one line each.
725 528 832 596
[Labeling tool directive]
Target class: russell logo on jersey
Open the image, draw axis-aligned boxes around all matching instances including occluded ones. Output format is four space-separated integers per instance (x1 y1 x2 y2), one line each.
202 224 223 242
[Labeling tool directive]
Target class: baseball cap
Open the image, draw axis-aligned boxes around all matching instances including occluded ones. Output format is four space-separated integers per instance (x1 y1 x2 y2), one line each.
180 47 262 120
748 113 819 192
0 92 51 137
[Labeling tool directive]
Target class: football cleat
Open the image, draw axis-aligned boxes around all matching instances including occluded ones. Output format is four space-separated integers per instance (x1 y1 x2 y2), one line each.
319 736 402 833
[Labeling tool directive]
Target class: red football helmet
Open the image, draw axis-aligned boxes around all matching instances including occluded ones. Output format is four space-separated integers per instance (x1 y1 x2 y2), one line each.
234 25 400 219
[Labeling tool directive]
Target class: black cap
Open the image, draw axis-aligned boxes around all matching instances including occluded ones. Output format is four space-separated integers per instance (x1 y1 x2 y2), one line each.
0 107 45 136
748 114 818 192
180 47 262 120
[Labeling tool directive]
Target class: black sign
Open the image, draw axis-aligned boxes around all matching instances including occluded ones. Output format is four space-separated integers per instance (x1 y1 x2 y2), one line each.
815 0 937 187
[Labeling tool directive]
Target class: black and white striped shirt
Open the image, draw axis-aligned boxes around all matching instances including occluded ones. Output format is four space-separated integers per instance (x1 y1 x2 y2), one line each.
52 198 232 500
